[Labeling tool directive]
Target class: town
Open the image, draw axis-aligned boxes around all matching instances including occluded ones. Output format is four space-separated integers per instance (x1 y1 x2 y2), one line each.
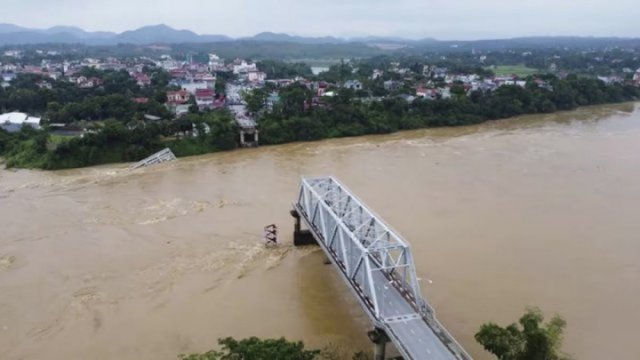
2 45 640 169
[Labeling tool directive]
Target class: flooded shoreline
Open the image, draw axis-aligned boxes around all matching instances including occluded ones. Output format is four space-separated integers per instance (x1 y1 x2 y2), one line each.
1 102 639 359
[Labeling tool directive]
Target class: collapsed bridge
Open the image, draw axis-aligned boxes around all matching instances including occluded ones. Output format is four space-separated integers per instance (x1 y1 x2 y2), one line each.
291 176 471 360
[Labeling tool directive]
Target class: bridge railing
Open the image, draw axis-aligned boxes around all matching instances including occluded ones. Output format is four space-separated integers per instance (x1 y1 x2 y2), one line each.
296 177 429 321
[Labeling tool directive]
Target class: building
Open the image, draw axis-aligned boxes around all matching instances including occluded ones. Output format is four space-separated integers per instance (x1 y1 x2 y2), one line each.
416 87 438 100
384 80 401 91
180 81 209 95
232 60 257 75
247 71 267 83
133 73 151 87
36 80 53 90
167 90 191 104
1 72 16 88
195 88 215 110
78 77 103 89
0 112 41 133
343 80 363 90
633 68 640 85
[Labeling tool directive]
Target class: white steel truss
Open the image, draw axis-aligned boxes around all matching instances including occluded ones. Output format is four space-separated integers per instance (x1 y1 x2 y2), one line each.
294 176 472 360
296 176 429 319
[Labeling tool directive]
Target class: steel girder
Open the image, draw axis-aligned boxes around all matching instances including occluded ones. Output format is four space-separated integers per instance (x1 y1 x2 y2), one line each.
296 176 428 320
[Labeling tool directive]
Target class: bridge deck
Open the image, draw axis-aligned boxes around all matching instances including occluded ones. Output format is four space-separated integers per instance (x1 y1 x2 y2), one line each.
294 177 470 360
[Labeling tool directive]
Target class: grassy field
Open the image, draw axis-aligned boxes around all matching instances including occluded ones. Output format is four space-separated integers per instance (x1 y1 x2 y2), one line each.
489 65 541 77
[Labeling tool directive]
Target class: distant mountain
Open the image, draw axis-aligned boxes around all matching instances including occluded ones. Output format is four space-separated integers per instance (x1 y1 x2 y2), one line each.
0 23 638 49
248 32 344 44
0 24 232 45
115 24 231 44
0 31 81 45
0 23 31 34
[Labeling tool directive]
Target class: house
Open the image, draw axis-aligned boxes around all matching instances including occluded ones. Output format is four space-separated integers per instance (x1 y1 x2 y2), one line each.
195 88 215 110
36 80 53 90
384 80 401 91
432 68 448 79
167 90 191 105
0 112 41 133
2 64 18 72
194 73 217 89
314 81 330 96
232 60 257 74
78 77 103 89
180 81 209 95
1 72 17 83
247 71 267 83
133 72 151 87
371 69 384 80
439 87 452 99
133 97 149 104
208 53 223 68
3 50 22 58
598 76 623 85
343 80 363 90
173 104 190 117
397 94 416 103
416 87 438 100
169 69 189 80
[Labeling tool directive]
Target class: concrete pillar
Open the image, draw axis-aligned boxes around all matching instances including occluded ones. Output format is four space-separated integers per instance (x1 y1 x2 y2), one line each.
292 210 301 233
290 209 317 247
374 341 387 360
240 130 246 146
368 328 389 360
254 130 259 145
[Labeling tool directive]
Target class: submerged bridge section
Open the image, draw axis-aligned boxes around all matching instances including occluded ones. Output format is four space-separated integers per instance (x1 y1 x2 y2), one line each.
129 148 176 170
291 177 471 360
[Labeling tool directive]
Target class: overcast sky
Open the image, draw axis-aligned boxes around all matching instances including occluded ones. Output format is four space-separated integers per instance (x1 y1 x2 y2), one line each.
2 0 639 40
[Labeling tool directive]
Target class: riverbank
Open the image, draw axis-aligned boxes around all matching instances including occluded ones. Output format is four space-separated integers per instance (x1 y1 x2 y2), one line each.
2 79 639 171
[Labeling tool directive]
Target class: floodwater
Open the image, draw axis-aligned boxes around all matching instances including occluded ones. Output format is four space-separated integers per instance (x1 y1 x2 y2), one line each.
1 103 640 360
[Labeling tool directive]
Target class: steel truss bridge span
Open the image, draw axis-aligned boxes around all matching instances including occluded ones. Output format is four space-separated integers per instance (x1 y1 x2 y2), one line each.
293 177 471 360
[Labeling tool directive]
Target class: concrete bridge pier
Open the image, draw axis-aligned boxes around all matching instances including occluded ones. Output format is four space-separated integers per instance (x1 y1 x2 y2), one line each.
368 328 390 360
290 209 317 246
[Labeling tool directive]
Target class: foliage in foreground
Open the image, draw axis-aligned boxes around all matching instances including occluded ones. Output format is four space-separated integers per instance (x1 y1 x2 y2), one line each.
179 337 320 360
475 308 570 360
178 337 374 360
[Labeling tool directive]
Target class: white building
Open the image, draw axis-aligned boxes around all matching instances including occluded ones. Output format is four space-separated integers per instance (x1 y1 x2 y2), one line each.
343 80 363 90
0 112 41 133
247 71 267 83
233 60 257 75
181 82 209 95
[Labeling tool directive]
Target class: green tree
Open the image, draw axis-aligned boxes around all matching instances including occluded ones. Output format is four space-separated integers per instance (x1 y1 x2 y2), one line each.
475 308 570 360
242 88 269 114
179 337 321 360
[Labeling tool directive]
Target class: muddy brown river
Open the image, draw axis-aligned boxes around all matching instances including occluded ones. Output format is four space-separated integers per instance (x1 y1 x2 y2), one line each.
1 103 640 360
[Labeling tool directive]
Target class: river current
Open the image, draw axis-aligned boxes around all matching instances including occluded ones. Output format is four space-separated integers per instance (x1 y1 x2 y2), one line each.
1 103 639 359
